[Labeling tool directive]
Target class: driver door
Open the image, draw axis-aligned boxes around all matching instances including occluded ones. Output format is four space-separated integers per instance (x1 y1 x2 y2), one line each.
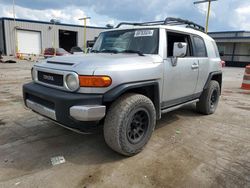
162 31 199 108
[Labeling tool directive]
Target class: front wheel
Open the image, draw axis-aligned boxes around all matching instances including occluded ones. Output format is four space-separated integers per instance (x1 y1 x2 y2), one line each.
104 93 156 156
196 80 220 115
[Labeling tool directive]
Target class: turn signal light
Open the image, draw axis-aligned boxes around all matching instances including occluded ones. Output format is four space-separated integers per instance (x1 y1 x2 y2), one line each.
79 75 112 87
220 60 226 68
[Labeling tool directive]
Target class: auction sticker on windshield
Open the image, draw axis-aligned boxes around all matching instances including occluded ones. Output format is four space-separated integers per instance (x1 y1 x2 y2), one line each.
134 30 154 37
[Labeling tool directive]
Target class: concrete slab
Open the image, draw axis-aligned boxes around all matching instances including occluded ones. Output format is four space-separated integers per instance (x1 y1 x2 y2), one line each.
0 62 249 188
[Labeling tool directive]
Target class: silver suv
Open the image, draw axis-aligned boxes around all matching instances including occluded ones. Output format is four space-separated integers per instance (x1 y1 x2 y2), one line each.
23 18 222 156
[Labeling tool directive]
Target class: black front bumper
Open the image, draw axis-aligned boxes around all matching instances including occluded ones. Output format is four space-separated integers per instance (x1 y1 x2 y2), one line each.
23 82 103 133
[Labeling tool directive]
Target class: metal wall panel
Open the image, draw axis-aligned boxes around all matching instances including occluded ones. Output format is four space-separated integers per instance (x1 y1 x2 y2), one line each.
3 19 106 55
0 19 5 54
217 41 250 64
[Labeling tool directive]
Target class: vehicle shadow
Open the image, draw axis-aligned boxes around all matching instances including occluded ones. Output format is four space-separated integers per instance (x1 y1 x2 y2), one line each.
0 116 122 181
156 104 203 130
0 104 204 181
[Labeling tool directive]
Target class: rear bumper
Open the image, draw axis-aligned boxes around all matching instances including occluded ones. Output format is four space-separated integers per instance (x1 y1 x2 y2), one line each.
23 82 105 133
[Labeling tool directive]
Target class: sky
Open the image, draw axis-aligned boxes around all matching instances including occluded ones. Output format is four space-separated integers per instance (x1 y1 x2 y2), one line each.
0 0 250 31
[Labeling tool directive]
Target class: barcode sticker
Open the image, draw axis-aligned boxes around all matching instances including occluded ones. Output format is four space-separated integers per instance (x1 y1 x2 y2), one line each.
134 30 154 37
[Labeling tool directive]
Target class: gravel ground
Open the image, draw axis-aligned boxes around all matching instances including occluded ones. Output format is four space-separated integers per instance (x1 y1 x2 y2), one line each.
0 61 249 188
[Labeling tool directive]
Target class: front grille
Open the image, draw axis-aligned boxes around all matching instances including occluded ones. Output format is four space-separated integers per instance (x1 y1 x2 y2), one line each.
27 94 55 110
37 71 63 86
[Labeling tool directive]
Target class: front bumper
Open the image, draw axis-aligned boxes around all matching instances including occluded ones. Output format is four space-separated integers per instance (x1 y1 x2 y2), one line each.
23 82 105 132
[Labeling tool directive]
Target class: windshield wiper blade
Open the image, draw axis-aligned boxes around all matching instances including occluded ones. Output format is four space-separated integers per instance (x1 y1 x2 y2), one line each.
91 49 100 53
120 50 144 56
100 49 118 54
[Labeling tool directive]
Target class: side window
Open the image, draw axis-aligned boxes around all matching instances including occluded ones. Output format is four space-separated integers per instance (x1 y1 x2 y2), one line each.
166 31 193 57
193 36 207 57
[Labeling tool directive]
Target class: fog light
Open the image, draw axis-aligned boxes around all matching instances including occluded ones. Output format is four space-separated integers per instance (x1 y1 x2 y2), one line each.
65 73 79 91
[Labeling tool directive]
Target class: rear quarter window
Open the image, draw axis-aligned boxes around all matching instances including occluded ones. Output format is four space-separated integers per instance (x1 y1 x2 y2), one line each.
193 36 207 57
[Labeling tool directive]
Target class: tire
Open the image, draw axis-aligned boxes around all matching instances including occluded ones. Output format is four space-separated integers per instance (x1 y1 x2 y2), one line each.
196 80 220 115
104 93 156 156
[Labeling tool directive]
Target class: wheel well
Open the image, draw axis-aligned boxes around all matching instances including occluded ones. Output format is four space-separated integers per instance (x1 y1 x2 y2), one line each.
211 74 222 92
103 84 161 120
122 85 160 119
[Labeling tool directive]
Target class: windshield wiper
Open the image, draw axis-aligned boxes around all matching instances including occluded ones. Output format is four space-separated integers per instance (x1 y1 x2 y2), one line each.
91 49 100 53
100 49 118 54
120 50 144 56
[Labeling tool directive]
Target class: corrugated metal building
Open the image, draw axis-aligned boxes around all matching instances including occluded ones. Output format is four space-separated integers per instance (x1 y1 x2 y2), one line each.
0 19 5 54
0 17 107 55
209 31 250 67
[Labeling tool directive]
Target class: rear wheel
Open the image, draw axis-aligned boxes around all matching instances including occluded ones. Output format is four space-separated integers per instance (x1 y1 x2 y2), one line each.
104 93 156 156
196 80 220 115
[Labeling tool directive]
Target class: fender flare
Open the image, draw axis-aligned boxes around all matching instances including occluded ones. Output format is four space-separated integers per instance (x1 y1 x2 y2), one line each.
204 71 222 92
103 80 161 119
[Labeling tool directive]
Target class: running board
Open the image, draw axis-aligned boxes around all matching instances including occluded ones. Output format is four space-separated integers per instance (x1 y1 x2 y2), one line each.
161 99 199 114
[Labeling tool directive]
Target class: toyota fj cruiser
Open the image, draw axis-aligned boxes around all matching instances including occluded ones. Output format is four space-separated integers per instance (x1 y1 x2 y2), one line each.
23 18 222 156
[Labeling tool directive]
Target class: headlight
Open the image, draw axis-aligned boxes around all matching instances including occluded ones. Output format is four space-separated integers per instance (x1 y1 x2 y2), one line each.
65 73 79 91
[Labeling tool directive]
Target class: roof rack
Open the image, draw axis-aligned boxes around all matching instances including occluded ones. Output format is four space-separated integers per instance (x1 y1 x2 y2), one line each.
116 17 205 32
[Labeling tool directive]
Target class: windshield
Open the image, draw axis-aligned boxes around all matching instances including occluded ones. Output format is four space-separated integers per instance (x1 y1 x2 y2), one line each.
92 28 159 54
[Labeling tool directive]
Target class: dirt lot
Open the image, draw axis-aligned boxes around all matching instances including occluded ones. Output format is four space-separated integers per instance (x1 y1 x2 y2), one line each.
0 61 249 188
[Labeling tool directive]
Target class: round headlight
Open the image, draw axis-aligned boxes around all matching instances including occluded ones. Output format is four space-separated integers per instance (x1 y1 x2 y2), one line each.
65 73 79 91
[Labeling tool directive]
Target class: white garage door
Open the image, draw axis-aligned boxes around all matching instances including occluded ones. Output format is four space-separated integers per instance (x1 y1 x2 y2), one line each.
17 30 41 55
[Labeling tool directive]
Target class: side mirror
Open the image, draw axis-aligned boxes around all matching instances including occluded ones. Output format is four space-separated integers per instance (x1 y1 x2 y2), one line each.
173 42 187 57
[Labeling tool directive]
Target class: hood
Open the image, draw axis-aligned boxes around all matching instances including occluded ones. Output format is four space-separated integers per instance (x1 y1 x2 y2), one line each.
35 53 162 75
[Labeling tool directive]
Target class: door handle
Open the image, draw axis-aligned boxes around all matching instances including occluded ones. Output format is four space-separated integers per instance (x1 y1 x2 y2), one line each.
191 63 199 69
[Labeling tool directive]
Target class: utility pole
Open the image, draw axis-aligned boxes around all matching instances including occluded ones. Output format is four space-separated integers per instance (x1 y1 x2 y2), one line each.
194 0 218 33
79 17 91 53
50 19 60 56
